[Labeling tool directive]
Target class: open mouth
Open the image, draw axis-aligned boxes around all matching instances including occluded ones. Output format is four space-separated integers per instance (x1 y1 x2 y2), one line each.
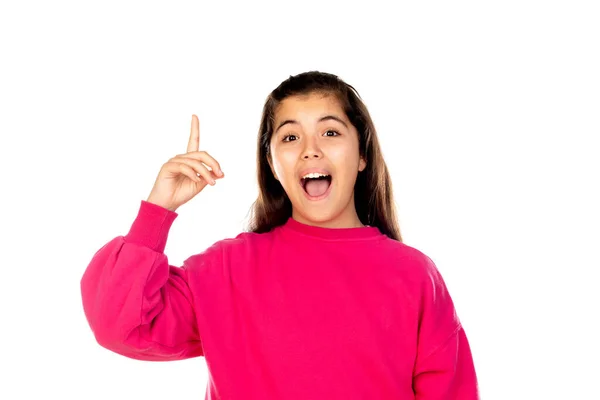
300 173 333 199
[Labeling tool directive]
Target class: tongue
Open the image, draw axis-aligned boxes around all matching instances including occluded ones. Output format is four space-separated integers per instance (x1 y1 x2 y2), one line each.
305 179 330 197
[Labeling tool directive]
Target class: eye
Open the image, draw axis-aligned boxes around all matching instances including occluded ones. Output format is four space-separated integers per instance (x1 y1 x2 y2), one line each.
324 129 340 137
282 134 298 142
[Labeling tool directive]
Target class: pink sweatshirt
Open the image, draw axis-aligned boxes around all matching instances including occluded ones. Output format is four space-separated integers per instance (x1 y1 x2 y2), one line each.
81 200 479 399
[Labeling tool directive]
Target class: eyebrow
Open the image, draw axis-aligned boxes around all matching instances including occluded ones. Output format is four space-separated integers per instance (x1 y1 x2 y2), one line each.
274 115 349 134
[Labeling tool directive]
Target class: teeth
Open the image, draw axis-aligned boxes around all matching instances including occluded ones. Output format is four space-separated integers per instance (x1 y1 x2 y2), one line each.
302 172 329 179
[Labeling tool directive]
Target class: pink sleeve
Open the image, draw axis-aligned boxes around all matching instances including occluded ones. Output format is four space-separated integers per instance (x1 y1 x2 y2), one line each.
412 256 480 399
80 200 204 361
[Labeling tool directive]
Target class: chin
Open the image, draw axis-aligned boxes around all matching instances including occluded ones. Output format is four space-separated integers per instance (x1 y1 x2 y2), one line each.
288 183 353 226
293 201 345 226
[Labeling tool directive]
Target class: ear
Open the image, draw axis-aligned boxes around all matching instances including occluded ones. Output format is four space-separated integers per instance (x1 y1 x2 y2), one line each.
358 156 367 172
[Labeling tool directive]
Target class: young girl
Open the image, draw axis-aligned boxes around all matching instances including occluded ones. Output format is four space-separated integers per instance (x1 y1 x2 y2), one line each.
81 71 479 399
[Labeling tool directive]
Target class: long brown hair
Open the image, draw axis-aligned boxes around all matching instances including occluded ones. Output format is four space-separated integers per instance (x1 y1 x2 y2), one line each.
246 71 402 241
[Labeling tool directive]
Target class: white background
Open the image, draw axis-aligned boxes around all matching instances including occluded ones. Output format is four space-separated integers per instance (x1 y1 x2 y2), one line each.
1 1 598 399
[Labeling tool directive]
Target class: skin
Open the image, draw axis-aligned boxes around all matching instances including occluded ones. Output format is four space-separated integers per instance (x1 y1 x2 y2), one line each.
269 92 367 229
147 115 224 212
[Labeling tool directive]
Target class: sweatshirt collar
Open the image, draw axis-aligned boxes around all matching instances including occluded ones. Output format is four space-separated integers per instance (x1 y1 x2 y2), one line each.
281 217 383 241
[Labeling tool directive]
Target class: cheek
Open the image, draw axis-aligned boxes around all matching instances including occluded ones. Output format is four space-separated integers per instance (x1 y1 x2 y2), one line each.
271 150 298 184
327 143 360 175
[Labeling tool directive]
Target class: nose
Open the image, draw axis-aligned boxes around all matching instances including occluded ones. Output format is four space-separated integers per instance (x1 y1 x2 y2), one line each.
301 136 322 159
302 152 321 159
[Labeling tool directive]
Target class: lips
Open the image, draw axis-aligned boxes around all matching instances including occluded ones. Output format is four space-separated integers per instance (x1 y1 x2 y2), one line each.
298 168 333 200
298 168 332 180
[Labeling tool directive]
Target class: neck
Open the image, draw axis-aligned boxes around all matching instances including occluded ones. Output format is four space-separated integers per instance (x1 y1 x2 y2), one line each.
292 204 364 229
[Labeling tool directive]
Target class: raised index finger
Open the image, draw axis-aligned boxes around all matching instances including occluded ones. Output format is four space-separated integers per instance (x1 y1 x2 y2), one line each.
187 114 200 153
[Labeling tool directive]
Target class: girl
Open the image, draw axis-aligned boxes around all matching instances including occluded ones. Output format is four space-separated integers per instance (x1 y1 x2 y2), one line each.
81 71 479 399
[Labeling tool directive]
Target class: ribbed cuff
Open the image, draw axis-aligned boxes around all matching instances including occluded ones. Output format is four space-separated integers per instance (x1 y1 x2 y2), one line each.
124 200 178 253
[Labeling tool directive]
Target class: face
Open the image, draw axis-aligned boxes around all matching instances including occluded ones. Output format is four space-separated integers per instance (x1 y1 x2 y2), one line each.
269 92 367 228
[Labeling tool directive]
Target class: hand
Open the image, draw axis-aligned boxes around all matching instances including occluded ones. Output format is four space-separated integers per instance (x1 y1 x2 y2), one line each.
146 114 224 212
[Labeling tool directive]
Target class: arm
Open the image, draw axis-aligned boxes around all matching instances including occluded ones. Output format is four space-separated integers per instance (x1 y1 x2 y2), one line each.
412 256 479 399
80 200 204 361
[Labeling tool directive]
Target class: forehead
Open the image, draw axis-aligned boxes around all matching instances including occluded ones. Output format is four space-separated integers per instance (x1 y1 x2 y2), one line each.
274 93 345 121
